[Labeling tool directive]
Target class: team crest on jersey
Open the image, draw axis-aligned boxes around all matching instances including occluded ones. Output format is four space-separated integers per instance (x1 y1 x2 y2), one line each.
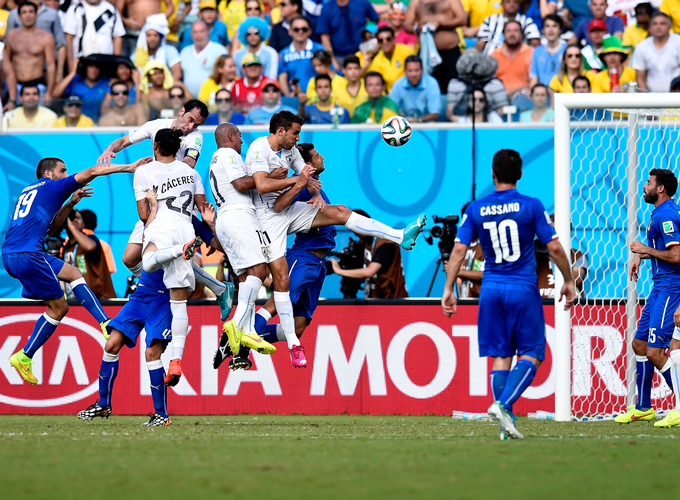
664 221 674 234
229 156 236 164
286 155 292 164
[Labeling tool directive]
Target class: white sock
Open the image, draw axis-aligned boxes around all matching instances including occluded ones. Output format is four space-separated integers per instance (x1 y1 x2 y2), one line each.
102 351 119 362
345 211 403 244
257 308 272 323
275 324 287 342
128 261 143 278
232 276 262 330
671 350 680 410
142 245 183 273
273 291 299 348
192 259 226 296
170 300 189 360
147 359 163 370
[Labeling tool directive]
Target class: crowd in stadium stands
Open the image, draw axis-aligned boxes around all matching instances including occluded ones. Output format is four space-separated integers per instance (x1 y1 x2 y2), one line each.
2 0 680 129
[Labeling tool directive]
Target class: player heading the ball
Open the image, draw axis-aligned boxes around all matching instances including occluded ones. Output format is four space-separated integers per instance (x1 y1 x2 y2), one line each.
441 149 575 440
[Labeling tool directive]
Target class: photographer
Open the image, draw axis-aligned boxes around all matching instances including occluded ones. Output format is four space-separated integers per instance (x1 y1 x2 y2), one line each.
535 213 588 298
330 209 408 299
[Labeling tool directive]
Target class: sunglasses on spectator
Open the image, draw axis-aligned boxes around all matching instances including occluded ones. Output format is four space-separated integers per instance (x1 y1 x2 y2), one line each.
65 103 82 108
263 87 279 93
566 53 580 59
112 90 129 96
292 26 309 33
170 93 185 99
471 97 486 103
247 30 260 35
246 6 260 11
215 97 232 103
378 36 393 42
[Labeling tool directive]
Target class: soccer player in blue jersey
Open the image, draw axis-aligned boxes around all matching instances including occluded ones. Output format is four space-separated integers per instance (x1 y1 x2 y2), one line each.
618 169 680 425
3 156 151 386
441 149 575 439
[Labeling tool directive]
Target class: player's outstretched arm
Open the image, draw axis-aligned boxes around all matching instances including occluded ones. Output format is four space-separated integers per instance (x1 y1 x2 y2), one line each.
48 187 93 235
252 171 298 195
546 240 576 309
442 242 468 317
97 136 133 166
273 165 315 213
75 157 152 185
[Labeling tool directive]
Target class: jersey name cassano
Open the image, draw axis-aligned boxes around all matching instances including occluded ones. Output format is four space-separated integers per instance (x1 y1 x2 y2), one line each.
128 119 203 162
134 160 205 226
244 136 305 209
209 147 254 213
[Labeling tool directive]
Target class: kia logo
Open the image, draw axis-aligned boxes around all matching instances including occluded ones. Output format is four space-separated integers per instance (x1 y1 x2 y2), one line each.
0 314 104 407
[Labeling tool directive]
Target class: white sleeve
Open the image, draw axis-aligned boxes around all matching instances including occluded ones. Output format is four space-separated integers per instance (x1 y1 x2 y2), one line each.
183 130 203 162
223 152 247 183
247 140 270 174
133 168 149 201
128 120 156 145
290 147 306 174
194 170 205 195
112 7 126 38
62 6 77 35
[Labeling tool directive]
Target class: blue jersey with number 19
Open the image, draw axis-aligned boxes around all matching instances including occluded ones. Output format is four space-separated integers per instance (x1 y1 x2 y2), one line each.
456 189 557 285
2 175 82 254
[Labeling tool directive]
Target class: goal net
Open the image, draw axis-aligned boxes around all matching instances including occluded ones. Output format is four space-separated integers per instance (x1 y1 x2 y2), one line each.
554 92 680 421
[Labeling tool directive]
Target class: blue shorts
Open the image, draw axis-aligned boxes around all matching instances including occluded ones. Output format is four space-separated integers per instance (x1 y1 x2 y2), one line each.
478 281 546 360
107 287 172 349
2 251 65 301
287 248 326 320
634 288 680 348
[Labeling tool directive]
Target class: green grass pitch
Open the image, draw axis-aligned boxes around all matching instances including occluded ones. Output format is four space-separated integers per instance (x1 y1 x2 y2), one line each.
0 415 677 498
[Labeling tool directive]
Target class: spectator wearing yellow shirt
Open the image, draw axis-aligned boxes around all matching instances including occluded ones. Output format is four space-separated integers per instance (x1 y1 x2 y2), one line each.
592 36 635 93
333 55 369 117
219 0 247 39
548 44 595 94
305 49 348 101
351 71 400 123
357 26 415 92
622 2 652 50
199 55 238 111
53 96 95 128
461 0 502 38
5 85 57 129
661 0 680 34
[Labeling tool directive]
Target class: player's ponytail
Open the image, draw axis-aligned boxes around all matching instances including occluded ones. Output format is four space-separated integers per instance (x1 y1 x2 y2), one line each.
154 128 183 157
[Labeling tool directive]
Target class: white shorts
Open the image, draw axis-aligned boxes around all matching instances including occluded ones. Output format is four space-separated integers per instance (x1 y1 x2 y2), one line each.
216 207 270 276
144 220 195 290
128 220 145 245
256 202 319 261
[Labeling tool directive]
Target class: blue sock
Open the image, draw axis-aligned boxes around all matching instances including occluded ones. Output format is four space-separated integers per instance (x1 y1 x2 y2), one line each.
662 367 674 393
636 355 654 411
71 278 108 324
23 313 60 358
147 360 167 417
98 353 119 408
491 369 509 404
261 325 279 344
499 360 537 411
254 313 267 335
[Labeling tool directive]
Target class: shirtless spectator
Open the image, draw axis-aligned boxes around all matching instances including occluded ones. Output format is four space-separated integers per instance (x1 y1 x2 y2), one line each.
115 0 174 57
98 79 148 126
63 0 126 69
2 2 56 111
4 84 58 128
6 0 66 82
404 0 467 93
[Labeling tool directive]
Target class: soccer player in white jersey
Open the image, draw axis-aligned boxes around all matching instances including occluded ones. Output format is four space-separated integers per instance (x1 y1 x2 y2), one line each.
244 110 427 367
207 123 277 363
96 99 234 320
135 129 206 387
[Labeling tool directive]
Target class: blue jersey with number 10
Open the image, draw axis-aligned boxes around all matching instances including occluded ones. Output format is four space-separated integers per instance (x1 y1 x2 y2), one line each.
456 189 557 285
2 175 82 254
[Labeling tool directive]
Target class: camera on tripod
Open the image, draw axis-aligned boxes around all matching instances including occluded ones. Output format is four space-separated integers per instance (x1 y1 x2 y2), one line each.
328 236 364 298
424 215 460 261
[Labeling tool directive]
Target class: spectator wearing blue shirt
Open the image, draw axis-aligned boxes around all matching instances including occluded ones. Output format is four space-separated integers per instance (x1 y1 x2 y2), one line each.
297 73 351 124
180 20 228 97
245 81 297 124
53 60 111 122
233 17 279 79
568 0 624 46
389 55 441 123
316 0 379 67
270 0 303 52
563 0 592 31
529 14 566 87
178 0 229 51
204 88 246 125
278 16 326 96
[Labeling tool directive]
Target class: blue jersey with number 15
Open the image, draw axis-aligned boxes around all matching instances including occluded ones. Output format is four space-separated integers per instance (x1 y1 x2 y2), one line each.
456 189 557 285
2 175 82 254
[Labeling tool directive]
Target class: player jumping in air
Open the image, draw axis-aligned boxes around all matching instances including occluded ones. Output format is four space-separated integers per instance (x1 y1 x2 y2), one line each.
621 169 680 425
214 142 335 370
442 149 575 439
4 155 151 385
243 111 426 368
96 100 234 321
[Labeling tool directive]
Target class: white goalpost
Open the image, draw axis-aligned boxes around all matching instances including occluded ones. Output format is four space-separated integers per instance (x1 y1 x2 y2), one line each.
554 91 680 421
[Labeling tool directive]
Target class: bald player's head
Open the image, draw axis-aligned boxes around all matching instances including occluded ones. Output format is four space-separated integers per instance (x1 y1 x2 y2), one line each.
215 123 243 154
